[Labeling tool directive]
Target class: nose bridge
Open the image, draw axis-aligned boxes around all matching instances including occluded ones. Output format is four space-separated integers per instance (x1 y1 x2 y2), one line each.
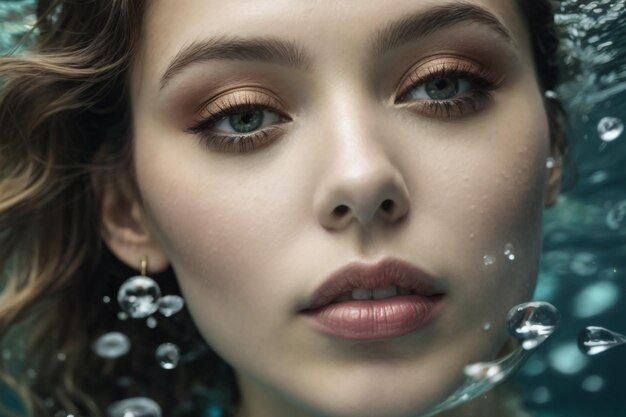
312 83 410 230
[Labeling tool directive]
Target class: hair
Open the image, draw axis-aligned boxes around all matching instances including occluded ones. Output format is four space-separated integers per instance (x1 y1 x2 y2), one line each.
0 1 569 416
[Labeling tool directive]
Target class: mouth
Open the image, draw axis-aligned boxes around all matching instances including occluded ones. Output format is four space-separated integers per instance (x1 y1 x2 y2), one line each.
299 257 446 340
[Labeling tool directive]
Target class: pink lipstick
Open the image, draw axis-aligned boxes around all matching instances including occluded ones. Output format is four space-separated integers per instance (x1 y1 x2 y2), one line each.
299 258 445 340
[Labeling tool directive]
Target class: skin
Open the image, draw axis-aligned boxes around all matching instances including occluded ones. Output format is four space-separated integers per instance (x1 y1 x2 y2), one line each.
100 0 563 416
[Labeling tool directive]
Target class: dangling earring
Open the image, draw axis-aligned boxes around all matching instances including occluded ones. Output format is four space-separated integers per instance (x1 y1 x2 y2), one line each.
117 255 163 319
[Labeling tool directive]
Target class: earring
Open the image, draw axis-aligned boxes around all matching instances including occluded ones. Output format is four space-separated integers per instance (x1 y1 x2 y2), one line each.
117 256 163 319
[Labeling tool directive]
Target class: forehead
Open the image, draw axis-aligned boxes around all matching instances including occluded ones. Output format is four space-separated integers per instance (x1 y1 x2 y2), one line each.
133 0 531 95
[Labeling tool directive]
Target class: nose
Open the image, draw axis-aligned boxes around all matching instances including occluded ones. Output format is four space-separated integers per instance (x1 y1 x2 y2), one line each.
314 125 411 231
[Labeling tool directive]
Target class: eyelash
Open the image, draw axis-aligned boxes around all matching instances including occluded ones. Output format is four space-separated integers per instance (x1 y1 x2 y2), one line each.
187 62 502 153
396 61 502 118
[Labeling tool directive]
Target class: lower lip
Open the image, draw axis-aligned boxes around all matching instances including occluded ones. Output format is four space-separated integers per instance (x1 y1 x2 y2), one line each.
300 294 444 340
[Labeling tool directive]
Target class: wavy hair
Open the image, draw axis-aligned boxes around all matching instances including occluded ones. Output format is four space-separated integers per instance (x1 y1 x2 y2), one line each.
0 1 568 416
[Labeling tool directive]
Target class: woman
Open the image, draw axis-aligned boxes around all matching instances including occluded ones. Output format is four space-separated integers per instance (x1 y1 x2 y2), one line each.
0 0 570 416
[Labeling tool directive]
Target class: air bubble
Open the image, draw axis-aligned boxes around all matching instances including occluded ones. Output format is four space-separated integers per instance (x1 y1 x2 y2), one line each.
597 116 623 141
483 322 492 331
507 301 560 350
582 375 605 392
483 255 496 266
103 296 111 304
606 200 626 230
503 243 515 261
106 397 162 417
156 343 180 370
92 332 130 359
578 326 626 355
158 295 185 317
57 352 66 361
570 252 598 276
117 276 162 319
146 317 158 329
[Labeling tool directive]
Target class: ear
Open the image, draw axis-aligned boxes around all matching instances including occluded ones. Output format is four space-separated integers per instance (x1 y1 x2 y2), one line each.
95 170 170 274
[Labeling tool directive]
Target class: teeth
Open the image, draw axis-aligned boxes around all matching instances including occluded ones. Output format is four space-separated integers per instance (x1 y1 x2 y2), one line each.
372 285 397 299
333 285 413 303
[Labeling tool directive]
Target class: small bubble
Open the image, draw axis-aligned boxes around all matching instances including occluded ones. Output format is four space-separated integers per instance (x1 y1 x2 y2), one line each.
483 322 492 331
531 386 551 404
158 295 185 317
103 296 111 304
546 157 556 169
2 350 11 360
578 326 626 355
156 343 181 370
597 116 623 142
92 332 131 359
146 317 158 328
606 200 626 230
117 276 162 319
44 398 55 408
106 397 162 417
507 301 560 350
570 252 598 276
581 375 605 392
503 243 515 261
549 342 588 374
483 255 496 266
57 352 66 361
117 312 128 321
544 90 558 99
27 368 36 379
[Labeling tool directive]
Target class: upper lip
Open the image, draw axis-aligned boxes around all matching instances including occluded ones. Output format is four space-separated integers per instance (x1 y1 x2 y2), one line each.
300 257 445 311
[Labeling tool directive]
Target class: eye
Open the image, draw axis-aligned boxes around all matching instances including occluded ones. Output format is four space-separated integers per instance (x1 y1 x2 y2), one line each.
213 107 284 134
404 77 472 101
186 93 291 154
396 62 503 118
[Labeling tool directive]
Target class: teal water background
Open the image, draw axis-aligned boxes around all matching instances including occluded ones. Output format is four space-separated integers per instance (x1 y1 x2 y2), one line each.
1 1 625 416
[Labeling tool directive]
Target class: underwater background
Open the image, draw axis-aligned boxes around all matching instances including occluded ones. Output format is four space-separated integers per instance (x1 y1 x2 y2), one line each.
1 0 625 416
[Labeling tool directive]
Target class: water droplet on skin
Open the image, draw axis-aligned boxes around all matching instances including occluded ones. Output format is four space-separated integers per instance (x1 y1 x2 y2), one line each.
503 243 515 261
597 116 623 141
507 301 560 350
156 343 180 370
117 276 162 319
158 295 185 317
92 332 131 359
106 397 162 417
146 317 158 329
578 326 626 355
483 255 496 266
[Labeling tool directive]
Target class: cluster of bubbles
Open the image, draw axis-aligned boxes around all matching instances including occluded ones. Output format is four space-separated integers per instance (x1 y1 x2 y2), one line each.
91 275 185 370
420 301 561 417
106 397 162 417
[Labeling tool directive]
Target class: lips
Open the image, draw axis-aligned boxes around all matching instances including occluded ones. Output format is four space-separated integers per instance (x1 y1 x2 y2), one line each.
299 258 446 340
300 257 445 312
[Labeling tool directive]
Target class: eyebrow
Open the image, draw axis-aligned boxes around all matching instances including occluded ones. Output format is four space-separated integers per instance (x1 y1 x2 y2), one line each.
160 36 312 89
159 2 513 91
370 2 514 57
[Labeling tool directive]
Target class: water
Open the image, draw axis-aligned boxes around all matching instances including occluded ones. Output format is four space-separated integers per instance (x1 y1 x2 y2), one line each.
1 1 626 416
155 343 181 370
158 295 185 317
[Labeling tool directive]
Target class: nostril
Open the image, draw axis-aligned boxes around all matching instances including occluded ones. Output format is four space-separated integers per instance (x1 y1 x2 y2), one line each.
333 205 349 217
381 199 394 212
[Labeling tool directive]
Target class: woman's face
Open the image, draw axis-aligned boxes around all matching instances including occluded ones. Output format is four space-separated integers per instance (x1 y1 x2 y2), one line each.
127 0 557 415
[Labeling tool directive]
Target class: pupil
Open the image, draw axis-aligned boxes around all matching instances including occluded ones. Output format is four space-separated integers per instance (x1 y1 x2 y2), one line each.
425 77 459 100
229 109 264 133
